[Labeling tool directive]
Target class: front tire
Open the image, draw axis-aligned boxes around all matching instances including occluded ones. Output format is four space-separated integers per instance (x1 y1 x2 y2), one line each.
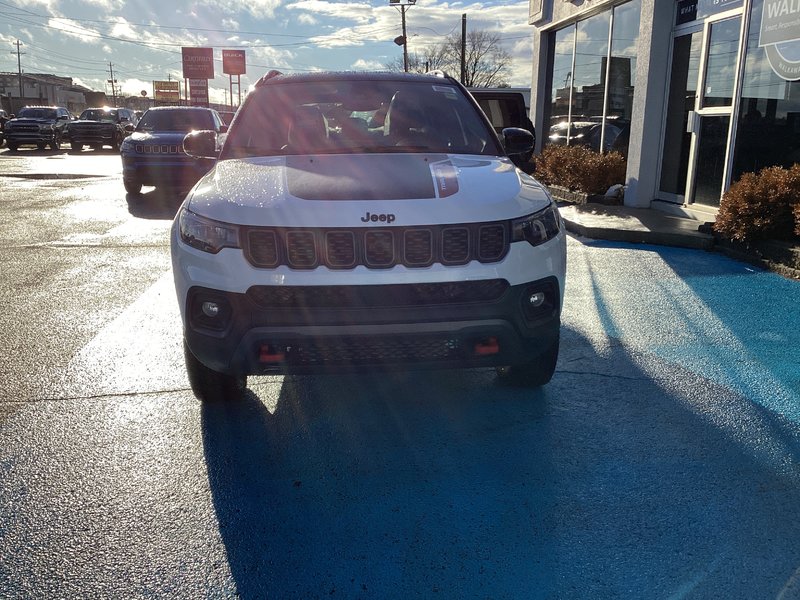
184 339 246 402
123 178 142 195
496 335 559 387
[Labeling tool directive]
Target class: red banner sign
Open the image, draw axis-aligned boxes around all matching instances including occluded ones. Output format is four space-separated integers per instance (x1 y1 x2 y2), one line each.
182 47 214 79
222 49 246 76
189 78 209 106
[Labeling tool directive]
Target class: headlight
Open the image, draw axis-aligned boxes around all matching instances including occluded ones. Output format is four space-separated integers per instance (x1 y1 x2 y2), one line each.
179 208 241 254
511 202 562 247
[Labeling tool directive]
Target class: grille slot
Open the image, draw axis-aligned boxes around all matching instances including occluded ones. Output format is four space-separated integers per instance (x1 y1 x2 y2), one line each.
282 336 461 366
246 280 510 309
243 222 510 270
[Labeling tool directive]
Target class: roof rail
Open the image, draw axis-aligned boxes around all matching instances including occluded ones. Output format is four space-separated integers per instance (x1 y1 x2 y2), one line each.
255 70 284 87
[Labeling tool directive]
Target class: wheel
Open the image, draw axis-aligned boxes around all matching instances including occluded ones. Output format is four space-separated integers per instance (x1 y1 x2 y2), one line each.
71 141 82 151
183 339 246 402
123 178 142 195
496 335 559 387
50 132 61 150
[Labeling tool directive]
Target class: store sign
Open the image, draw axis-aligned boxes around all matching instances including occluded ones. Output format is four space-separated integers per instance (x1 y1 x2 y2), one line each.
182 47 215 79
189 78 209 106
153 80 180 103
759 0 800 80
676 0 743 24
222 49 246 75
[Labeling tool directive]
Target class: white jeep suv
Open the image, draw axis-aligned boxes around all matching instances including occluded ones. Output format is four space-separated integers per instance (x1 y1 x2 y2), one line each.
171 70 566 401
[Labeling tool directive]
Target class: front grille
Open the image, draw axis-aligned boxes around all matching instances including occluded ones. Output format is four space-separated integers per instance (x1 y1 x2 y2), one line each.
246 280 510 309
244 222 509 270
135 144 182 154
277 336 463 366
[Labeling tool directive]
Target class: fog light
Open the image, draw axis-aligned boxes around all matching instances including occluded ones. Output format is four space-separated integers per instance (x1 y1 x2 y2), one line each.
201 301 220 318
528 292 546 308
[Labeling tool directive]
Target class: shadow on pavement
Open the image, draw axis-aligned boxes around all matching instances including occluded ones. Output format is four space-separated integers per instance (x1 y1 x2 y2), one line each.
126 188 184 220
200 325 800 598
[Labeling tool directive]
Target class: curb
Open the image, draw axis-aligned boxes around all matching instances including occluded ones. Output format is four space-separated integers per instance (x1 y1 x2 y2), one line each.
562 218 714 251
562 217 800 280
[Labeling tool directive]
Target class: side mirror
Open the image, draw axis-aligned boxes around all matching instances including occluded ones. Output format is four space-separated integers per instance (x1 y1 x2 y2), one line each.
502 127 534 156
183 130 219 158
219 124 228 134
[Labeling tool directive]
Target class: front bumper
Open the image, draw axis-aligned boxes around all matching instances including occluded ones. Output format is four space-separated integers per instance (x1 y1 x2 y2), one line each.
122 155 214 187
183 279 561 375
6 130 56 145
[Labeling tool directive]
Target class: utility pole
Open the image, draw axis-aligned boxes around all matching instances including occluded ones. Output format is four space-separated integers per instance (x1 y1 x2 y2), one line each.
107 62 118 107
390 0 416 73
460 14 467 85
12 40 25 105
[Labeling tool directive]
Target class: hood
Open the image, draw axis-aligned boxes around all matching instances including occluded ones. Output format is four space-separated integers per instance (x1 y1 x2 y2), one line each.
186 154 552 228
127 131 188 144
72 119 114 126
7 117 55 125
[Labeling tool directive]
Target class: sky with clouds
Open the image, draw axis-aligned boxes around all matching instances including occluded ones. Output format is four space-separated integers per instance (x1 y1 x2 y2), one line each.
0 0 534 105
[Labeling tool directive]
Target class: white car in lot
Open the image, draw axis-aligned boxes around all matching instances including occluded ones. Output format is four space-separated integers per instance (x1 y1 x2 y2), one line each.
171 70 567 401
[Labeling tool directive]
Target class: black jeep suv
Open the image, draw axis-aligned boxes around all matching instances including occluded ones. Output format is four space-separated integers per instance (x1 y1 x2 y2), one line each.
4 106 71 151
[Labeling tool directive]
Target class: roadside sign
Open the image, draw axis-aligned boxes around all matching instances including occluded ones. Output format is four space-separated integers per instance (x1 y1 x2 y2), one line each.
222 49 246 76
153 80 180 103
182 47 214 79
189 78 209 106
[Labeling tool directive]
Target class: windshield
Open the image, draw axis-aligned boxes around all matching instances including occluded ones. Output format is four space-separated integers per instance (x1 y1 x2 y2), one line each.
223 79 498 158
136 109 214 133
79 109 118 122
18 108 58 120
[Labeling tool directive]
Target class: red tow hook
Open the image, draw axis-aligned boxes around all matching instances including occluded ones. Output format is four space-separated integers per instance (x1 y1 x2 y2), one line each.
474 337 500 356
259 344 286 363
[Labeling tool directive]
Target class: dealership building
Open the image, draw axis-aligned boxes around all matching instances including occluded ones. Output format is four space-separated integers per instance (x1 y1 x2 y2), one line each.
528 0 800 218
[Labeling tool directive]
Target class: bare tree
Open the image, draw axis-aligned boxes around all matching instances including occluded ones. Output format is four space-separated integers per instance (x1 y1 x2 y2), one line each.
444 29 512 88
383 28 511 87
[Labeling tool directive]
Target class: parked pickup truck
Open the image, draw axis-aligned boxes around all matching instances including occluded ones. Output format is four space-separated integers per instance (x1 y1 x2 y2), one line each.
4 105 71 151
69 107 138 151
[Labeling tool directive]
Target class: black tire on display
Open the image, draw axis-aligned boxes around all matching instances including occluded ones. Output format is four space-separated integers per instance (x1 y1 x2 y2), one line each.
123 179 142 195
496 335 560 388
183 339 246 402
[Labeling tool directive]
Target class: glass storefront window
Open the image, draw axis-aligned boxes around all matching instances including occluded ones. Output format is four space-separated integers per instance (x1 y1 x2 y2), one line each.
703 18 741 107
545 0 641 156
550 27 575 140
732 0 800 181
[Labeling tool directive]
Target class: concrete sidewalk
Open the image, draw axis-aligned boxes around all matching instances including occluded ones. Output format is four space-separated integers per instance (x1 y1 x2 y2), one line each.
558 202 800 278
558 202 714 250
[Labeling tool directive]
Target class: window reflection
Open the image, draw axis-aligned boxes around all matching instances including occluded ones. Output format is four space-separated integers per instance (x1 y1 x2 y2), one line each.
546 0 641 156
732 0 800 180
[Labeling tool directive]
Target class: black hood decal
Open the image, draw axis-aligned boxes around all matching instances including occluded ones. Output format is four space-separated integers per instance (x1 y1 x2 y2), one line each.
286 154 446 201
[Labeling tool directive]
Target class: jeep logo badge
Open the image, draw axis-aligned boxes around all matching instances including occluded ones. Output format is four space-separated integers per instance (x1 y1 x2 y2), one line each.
361 212 396 224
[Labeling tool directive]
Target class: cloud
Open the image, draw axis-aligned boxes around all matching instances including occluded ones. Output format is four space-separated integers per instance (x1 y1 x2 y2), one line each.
351 58 384 70
199 0 284 19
